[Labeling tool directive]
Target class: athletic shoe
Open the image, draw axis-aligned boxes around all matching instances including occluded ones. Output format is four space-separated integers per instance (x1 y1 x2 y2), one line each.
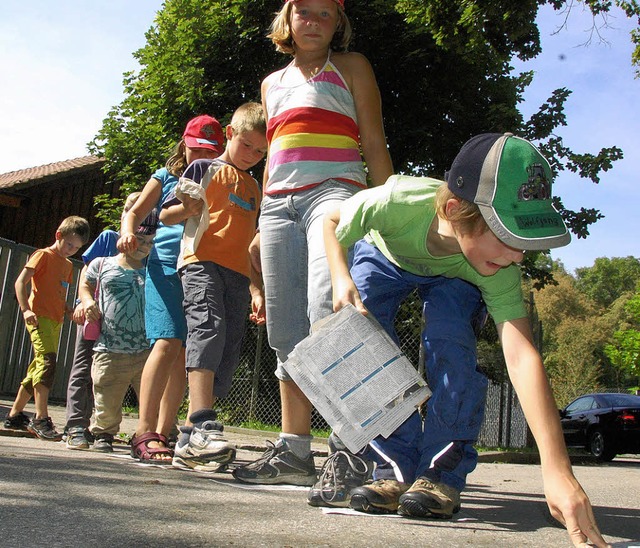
232 439 317 486
3 412 30 430
350 479 411 514
307 450 373 507
66 425 90 450
92 433 114 453
172 421 236 472
398 477 461 519
27 417 63 441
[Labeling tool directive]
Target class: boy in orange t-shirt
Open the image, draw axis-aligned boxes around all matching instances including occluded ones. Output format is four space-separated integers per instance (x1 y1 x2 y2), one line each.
4 216 90 440
160 102 266 471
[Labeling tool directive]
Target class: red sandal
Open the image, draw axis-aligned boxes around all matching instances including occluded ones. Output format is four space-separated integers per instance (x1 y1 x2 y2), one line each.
130 432 173 463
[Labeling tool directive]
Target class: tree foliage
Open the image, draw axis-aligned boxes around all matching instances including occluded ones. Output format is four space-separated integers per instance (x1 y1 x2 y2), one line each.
575 256 640 308
605 287 640 384
89 1 632 248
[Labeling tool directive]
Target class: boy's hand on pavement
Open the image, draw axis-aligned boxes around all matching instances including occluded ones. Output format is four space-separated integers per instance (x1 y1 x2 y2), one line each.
544 472 611 548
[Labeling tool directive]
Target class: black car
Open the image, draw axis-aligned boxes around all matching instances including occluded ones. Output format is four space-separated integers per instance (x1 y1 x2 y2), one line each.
559 393 640 461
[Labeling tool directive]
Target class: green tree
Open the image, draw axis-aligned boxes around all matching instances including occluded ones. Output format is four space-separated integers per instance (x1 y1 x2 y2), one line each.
533 271 614 404
575 256 640 308
89 0 631 258
605 288 640 387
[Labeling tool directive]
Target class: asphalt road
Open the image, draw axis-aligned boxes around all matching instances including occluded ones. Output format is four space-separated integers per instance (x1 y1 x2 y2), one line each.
1 402 639 547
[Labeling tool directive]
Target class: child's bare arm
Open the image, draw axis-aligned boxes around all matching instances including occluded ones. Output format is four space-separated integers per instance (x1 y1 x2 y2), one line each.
78 275 100 323
248 262 265 325
118 176 162 253
160 195 204 226
347 53 393 187
499 318 610 548
14 267 37 327
323 208 367 315
72 265 89 324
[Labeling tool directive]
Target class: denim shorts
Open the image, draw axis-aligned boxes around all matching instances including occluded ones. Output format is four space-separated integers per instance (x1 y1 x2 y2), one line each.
145 259 187 343
259 180 359 380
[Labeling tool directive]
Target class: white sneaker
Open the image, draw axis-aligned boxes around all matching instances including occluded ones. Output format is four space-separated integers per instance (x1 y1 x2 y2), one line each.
172 420 236 472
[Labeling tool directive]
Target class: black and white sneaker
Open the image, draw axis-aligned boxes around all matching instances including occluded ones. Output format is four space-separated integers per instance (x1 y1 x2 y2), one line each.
3 412 30 431
27 417 62 441
172 421 236 473
232 439 317 486
307 449 373 507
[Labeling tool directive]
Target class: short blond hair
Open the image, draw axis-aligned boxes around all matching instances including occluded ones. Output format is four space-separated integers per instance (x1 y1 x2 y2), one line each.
267 1 352 55
57 216 90 244
230 102 266 135
435 183 487 236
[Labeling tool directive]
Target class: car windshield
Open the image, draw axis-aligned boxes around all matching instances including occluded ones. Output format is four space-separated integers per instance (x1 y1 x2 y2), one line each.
601 394 640 407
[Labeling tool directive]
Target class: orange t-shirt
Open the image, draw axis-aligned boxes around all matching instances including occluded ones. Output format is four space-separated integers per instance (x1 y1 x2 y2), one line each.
182 162 261 278
25 247 73 323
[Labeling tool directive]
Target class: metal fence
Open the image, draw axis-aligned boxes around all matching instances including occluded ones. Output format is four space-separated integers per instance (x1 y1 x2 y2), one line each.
0 237 529 448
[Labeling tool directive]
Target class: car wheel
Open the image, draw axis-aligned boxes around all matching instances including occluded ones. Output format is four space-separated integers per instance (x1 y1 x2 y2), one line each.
588 428 616 462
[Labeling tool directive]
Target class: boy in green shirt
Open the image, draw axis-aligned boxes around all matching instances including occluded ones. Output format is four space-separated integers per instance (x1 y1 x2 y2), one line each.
322 133 608 547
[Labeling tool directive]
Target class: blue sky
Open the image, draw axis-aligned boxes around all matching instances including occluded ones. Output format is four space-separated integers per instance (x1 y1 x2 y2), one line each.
0 1 637 273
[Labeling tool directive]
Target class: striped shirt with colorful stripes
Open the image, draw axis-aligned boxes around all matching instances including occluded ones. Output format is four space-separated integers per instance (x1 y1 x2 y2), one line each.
265 54 367 195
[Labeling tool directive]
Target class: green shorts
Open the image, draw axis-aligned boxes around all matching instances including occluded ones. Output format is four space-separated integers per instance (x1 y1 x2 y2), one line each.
21 317 62 393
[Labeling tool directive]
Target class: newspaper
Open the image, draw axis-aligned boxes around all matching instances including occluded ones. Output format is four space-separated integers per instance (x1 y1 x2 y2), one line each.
282 304 431 453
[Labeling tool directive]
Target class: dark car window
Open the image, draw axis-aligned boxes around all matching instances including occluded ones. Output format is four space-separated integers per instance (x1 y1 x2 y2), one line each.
566 396 595 413
601 393 640 407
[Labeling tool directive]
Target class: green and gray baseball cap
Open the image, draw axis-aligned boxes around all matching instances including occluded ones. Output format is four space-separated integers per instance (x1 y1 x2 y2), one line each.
446 132 571 251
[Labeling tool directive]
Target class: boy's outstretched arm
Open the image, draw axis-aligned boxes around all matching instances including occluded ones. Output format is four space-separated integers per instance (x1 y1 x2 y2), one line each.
498 317 611 548
323 208 367 315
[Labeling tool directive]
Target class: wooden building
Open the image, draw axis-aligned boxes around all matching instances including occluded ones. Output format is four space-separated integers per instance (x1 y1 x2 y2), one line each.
0 156 120 252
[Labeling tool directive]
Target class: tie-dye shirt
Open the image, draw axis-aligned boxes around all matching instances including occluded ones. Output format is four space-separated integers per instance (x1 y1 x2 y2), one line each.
85 256 147 353
265 54 367 195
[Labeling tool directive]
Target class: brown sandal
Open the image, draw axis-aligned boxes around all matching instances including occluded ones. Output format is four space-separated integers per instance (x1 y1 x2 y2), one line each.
130 432 173 463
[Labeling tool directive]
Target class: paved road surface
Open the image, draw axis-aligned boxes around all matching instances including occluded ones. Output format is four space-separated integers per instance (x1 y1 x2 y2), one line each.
1 400 639 547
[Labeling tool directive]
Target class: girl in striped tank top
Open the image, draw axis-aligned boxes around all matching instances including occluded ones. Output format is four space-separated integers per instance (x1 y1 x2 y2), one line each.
233 0 393 496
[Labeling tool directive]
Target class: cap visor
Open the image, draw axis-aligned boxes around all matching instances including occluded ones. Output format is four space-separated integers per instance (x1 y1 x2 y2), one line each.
479 203 571 251
184 136 223 153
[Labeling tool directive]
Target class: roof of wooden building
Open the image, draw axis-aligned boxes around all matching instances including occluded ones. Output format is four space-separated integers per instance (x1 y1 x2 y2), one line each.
0 156 105 192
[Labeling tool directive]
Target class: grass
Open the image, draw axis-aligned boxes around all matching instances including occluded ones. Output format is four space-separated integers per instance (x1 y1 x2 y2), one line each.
236 419 330 439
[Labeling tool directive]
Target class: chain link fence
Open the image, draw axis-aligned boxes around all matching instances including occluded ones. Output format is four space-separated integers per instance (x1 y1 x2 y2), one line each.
0 236 529 448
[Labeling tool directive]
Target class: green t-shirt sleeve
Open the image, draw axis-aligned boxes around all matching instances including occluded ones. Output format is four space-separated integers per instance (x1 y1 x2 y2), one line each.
479 265 527 324
335 184 394 248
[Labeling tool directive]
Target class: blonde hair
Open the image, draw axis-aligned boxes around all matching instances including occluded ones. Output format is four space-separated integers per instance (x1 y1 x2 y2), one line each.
435 183 487 236
57 216 90 244
165 141 189 177
230 102 266 135
268 1 352 55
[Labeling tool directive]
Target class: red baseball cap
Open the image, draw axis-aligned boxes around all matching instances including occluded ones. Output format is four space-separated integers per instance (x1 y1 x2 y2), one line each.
183 115 224 154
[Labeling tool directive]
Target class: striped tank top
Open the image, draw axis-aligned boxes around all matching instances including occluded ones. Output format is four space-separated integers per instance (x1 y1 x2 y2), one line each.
264 54 367 195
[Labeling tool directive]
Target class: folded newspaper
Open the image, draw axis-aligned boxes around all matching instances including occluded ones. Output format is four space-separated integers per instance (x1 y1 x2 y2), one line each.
282 304 431 453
